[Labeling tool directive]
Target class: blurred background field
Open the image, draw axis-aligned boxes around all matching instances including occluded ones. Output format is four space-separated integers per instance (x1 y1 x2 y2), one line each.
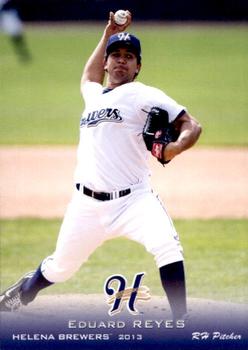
0 24 247 146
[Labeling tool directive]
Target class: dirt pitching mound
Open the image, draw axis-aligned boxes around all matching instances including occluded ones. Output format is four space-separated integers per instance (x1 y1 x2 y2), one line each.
1 294 247 325
0 146 248 218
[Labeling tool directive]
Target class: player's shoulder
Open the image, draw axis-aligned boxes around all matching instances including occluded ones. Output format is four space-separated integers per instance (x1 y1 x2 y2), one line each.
131 81 167 97
120 82 171 110
109 82 146 99
125 81 157 91
118 81 164 97
81 81 103 101
81 81 102 93
117 81 144 92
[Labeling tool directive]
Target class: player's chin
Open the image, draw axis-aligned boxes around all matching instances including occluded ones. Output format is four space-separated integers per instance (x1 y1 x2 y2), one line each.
112 72 133 85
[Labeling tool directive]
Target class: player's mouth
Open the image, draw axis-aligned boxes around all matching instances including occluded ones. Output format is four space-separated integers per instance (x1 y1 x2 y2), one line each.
114 65 128 72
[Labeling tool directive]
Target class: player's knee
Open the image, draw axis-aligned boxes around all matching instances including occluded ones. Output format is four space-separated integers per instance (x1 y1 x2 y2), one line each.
151 244 184 268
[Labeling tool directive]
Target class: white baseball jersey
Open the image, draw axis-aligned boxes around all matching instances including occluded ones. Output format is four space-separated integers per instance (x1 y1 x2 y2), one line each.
41 81 185 283
74 81 185 191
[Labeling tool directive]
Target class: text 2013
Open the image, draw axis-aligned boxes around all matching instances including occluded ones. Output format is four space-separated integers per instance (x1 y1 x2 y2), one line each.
118 334 142 341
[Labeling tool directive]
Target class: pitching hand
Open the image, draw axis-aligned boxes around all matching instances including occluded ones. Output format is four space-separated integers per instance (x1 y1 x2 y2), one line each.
105 11 132 37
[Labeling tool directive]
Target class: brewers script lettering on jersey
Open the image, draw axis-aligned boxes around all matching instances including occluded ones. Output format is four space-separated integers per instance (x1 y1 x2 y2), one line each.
0 10 202 320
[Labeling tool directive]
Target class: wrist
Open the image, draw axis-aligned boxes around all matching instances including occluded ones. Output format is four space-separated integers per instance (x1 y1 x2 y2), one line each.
174 140 184 155
162 141 181 162
103 27 112 38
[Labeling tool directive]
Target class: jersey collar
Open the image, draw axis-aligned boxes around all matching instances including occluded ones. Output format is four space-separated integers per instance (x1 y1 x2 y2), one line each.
102 87 113 94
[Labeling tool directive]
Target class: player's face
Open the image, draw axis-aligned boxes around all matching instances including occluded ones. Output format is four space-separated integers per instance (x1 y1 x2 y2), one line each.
104 47 141 88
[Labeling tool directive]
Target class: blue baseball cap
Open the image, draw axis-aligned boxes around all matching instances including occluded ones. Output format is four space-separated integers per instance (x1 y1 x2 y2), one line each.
106 32 141 63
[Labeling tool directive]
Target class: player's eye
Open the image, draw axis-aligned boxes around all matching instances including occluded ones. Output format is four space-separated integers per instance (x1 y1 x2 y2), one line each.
125 53 136 60
111 52 121 58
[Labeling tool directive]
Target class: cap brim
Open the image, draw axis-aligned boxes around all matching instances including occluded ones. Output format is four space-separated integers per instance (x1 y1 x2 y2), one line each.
106 41 140 58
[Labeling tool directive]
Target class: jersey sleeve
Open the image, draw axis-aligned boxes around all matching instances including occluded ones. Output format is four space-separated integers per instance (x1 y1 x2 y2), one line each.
81 81 103 108
141 85 186 123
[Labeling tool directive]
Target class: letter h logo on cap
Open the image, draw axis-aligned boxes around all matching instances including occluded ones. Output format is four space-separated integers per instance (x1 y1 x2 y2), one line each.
117 33 131 41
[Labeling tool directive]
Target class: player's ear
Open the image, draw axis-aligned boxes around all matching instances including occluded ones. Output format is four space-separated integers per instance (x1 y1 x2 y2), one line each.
133 63 141 80
135 63 141 74
103 58 108 72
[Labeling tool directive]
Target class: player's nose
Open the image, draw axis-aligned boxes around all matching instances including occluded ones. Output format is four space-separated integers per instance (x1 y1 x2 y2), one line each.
117 55 127 64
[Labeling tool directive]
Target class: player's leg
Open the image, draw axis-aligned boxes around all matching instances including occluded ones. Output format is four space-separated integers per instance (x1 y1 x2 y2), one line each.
19 264 53 305
142 194 187 319
1 9 31 61
118 187 186 319
159 261 186 320
0 191 106 311
11 34 31 61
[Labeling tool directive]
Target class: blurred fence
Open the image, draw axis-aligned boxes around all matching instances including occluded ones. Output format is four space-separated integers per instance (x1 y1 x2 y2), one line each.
14 0 248 22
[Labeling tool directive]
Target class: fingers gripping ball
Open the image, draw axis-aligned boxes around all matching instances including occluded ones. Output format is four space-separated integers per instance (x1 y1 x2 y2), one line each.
114 10 128 25
143 107 179 165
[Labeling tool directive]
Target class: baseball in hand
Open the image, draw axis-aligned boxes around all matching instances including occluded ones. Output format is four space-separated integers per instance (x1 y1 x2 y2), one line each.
114 10 128 25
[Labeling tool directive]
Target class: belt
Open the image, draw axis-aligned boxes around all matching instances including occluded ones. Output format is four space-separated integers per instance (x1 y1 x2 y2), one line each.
76 184 131 201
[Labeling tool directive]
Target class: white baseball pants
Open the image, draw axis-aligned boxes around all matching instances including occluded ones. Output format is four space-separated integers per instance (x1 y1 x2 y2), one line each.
41 183 183 283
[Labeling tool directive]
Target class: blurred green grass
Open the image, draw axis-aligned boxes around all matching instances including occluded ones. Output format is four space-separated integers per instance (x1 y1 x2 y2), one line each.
1 218 247 303
0 24 247 145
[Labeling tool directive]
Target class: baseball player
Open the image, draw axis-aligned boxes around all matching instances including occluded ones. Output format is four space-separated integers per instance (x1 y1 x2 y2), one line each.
0 0 31 61
0 11 201 320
